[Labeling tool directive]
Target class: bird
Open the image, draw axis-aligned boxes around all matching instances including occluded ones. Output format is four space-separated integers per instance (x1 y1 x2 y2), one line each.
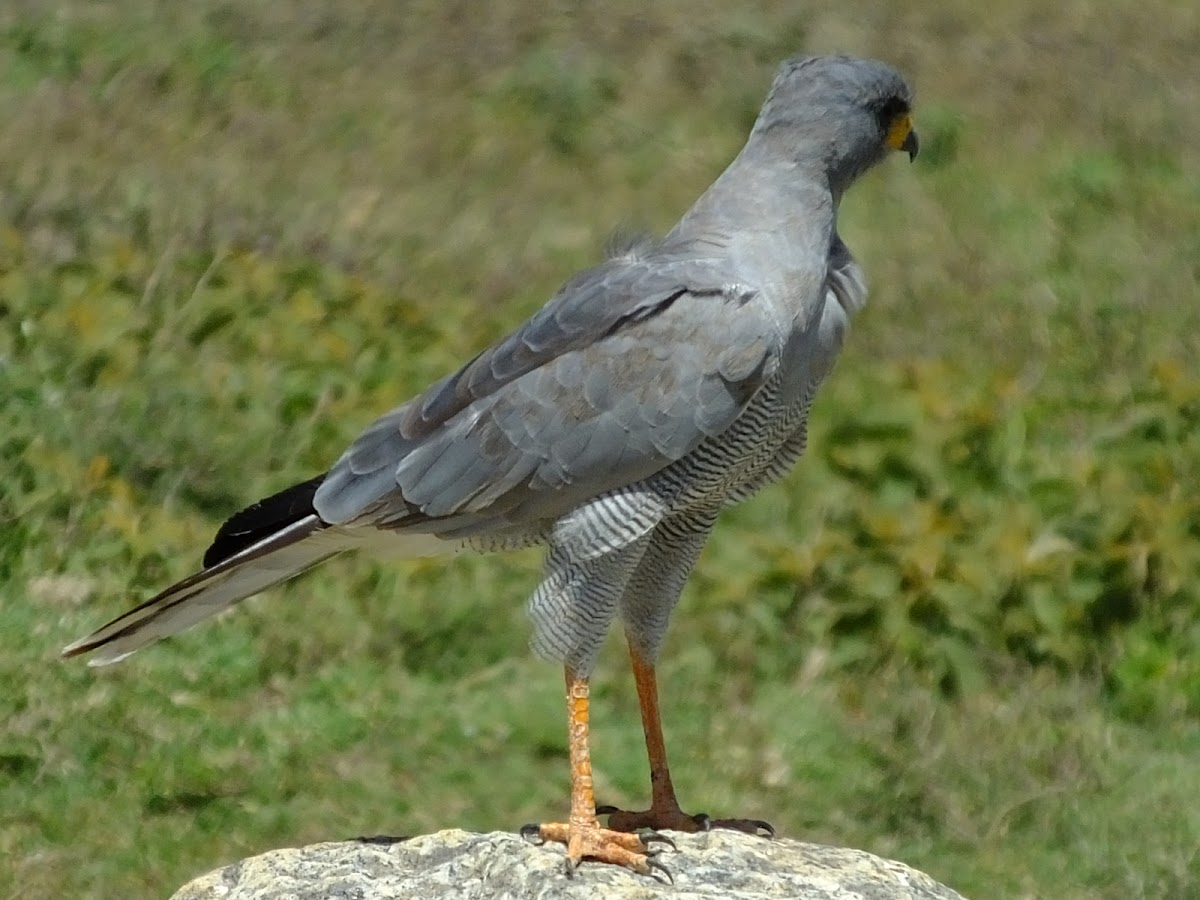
64 54 918 879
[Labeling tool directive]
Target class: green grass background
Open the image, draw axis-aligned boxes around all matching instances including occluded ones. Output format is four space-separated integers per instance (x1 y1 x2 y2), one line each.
3 1 1199 897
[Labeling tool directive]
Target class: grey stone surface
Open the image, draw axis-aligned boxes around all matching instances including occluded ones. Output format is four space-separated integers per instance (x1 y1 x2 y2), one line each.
169 829 968 900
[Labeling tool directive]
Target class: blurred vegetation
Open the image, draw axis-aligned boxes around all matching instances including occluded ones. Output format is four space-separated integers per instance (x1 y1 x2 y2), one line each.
2 1 1199 898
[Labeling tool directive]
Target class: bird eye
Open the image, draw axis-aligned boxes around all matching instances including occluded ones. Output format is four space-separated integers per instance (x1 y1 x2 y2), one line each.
876 96 909 128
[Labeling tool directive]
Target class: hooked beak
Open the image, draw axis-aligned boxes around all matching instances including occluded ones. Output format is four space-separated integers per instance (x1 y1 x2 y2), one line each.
886 114 919 162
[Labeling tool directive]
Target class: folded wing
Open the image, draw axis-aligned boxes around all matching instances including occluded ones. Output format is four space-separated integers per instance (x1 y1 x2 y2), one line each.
315 243 782 536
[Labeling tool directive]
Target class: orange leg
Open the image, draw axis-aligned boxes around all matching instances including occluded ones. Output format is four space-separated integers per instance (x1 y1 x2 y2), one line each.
523 668 673 879
600 640 774 837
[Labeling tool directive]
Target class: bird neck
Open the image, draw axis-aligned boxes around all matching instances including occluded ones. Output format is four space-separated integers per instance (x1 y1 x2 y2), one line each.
669 144 835 261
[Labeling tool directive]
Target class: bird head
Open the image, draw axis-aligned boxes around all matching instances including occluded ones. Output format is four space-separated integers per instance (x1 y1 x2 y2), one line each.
750 55 918 194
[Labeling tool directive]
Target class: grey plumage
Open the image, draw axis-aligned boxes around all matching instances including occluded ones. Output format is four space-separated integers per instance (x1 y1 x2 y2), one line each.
63 55 916 673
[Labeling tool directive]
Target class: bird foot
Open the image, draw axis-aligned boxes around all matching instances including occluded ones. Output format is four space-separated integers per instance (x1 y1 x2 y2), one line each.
521 819 674 881
597 803 775 837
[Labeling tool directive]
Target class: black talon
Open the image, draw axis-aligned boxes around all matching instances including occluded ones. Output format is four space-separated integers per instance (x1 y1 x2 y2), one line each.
647 857 674 884
640 830 676 851
692 812 714 832
564 856 578 878
519 823 545 845
595 804 619 816
710 817 776 837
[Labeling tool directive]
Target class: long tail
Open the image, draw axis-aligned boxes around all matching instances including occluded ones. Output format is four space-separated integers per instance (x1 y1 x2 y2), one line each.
61 515 350 666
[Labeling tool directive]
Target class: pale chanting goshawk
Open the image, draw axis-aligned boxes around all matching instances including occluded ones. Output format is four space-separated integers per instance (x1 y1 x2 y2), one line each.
66 54 918 878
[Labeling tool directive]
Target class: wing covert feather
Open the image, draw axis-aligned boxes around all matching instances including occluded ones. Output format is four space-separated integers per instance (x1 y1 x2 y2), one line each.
314 249 780 528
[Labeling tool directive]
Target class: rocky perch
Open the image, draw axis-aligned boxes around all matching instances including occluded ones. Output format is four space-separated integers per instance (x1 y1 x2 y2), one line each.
170 829 967 900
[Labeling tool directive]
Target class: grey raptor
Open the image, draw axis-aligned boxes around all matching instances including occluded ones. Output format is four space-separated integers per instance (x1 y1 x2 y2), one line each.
65 54 918 878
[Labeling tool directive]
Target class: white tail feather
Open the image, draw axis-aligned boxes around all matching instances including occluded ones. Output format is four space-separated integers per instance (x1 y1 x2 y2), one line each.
62 516 352 665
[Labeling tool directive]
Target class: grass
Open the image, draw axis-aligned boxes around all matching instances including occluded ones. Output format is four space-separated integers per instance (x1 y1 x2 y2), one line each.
2 1 1200 897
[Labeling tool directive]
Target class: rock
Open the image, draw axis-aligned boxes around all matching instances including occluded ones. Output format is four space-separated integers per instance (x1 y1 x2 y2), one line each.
170 828 968 900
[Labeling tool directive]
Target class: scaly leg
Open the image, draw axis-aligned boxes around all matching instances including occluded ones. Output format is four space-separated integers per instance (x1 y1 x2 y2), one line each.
600 641 774 837
522 668 673 879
